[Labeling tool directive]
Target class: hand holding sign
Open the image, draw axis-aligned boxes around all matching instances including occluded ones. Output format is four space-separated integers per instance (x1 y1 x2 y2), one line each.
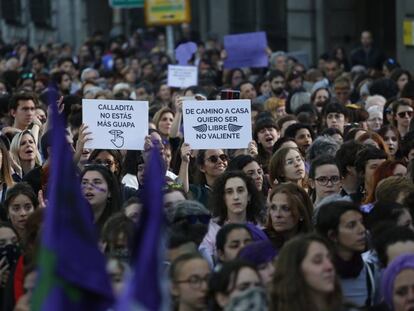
82 99 148 150
180 143 193 163
247 140 258 157
182 99 252 150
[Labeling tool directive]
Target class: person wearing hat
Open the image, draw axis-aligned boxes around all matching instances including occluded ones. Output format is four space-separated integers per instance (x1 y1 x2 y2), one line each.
380 254 414 311
238 240 277 287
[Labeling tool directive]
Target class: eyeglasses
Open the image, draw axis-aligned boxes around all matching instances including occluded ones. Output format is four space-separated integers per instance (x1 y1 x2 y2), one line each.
397 111 413 118
173 214 211 225
94 159 115 167
176 274 210 289
315 176 341 186
206 154 228 163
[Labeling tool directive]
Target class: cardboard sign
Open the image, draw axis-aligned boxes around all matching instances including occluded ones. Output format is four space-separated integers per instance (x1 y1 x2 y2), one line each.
167 65 198 88
183 100 252 149
223 32 268 69
82 99 148 150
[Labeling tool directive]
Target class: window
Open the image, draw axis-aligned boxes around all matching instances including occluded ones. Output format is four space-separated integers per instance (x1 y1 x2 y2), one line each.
1 0 22 25
29 0 52 28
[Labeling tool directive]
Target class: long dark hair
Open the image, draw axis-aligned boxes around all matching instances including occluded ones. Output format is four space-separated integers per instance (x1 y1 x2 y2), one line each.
209 170 262 226
80 164 121 232
270 233 342 311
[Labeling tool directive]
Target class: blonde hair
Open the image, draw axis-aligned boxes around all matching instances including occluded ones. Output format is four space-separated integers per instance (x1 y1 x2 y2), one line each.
10 130 42 170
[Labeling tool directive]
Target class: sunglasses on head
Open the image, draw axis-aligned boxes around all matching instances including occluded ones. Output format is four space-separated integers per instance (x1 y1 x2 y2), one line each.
206 154 228 163
397 111 413 118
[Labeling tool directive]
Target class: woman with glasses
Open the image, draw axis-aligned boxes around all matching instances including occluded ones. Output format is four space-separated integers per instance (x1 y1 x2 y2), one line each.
264 183 313 249
170 253 211 311
88 149 123 181
208 260 264 311
392 100 413 138
80 165 121 232
179 145 228 206
199 171 265 267
269 147 307 190
308 155 342 206
271 234 344 311
88 149 137 202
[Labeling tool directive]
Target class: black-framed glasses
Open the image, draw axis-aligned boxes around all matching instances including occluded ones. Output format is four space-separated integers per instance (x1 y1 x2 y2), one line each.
175 274 210 289
397 111 413 118
315 176 341 186
206 154 228 163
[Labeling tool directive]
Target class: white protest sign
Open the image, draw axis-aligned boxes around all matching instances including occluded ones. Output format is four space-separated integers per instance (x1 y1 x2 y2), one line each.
82 99 148 150
167 65 198 88
183 100 252 149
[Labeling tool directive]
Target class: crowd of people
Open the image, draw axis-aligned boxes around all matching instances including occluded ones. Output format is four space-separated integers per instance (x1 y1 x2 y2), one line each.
0 27 414 310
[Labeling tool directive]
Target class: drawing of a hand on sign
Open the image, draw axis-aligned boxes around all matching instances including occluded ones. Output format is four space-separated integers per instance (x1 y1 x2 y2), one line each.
109 129 124 148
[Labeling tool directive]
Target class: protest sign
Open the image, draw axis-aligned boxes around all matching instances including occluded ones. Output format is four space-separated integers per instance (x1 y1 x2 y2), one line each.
167 65 198 88
82 99 148 150
223 32 268 69
183 99 252 149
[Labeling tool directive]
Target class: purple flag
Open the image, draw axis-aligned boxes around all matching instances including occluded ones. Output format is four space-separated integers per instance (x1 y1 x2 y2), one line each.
115 143 169 310
31 97 114 310
223 32 269 69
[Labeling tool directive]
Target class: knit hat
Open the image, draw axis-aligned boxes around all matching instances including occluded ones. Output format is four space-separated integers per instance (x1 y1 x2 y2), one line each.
381 254 414 309
238 240 278 267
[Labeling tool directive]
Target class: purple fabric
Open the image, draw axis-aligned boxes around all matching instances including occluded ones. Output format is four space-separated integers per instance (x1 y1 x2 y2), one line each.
33 91 114 310
116 144 169 310
223 32 268 69
175 42 197 66
381 254 414 309
238 240 277 266
245 223 268 241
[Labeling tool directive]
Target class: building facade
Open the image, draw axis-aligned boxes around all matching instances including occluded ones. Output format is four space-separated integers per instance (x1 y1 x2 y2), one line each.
1 0 413 69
